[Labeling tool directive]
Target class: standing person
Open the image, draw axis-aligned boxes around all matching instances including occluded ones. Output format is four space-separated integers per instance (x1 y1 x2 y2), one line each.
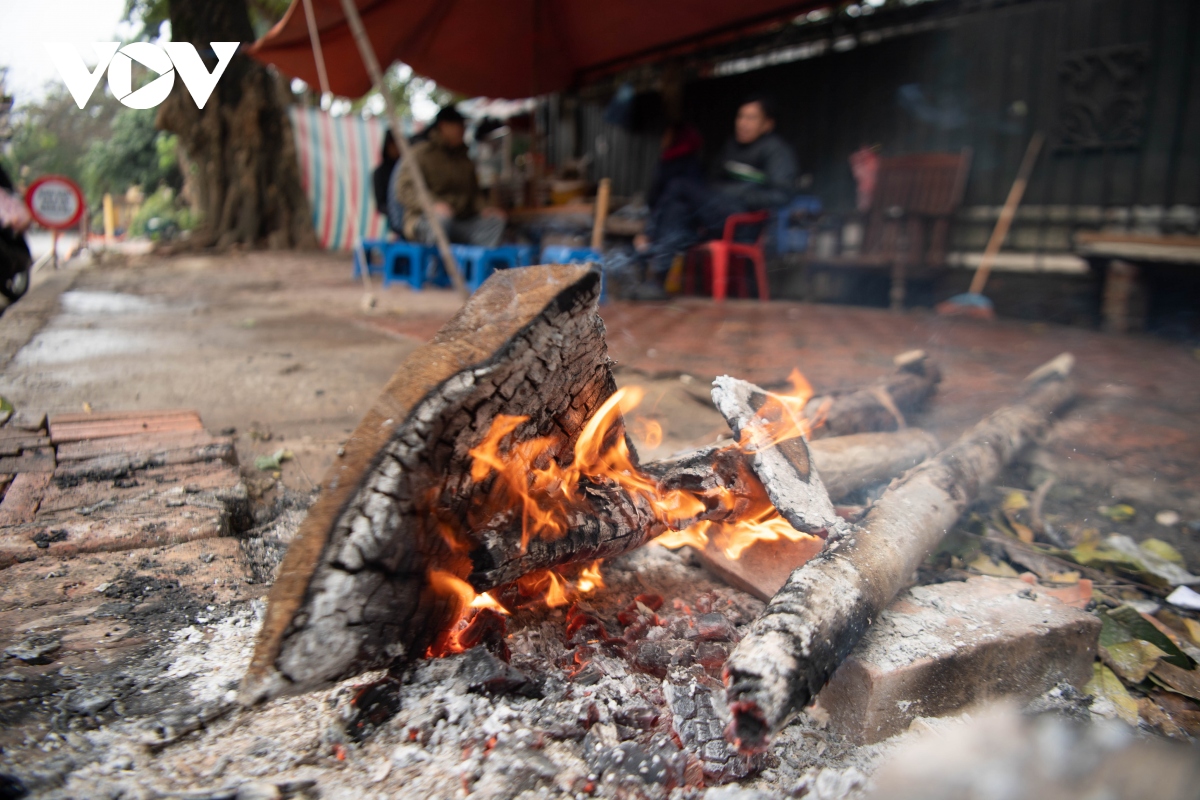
373 131 401 235
395 106 506 247
630 94 796 299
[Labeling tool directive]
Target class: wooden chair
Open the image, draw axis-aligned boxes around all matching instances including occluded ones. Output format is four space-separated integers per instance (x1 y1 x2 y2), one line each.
805 149 972 309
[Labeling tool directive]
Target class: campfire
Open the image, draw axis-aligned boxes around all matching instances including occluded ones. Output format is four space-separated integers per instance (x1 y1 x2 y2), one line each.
234 263 1085 778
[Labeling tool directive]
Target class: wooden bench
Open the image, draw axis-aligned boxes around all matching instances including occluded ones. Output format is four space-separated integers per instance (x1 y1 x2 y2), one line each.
1076 232 1200 333
803 149 972 309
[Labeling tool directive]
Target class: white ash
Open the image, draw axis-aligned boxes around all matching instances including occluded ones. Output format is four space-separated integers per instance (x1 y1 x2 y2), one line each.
5 534 1088 800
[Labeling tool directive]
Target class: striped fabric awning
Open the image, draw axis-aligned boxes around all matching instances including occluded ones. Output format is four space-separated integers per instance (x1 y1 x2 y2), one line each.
289 106 388 250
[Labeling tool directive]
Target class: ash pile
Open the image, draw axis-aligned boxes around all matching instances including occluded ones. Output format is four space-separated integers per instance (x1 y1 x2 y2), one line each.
3 264 1199 800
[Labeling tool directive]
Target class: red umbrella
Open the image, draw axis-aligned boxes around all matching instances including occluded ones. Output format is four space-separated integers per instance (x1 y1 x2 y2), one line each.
251 0 820 99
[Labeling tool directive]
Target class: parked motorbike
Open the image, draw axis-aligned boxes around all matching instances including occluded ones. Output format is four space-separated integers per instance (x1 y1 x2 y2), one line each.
0 164 32 302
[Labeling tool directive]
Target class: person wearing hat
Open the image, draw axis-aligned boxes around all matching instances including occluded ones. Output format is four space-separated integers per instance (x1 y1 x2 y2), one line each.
395 105 506 247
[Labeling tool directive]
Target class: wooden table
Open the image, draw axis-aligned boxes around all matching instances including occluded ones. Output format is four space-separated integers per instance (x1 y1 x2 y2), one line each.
1075 233 1200 333
508 204 644 238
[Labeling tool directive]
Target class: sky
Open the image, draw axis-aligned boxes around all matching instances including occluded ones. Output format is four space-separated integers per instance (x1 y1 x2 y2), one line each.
0 0 137 106
0 0 442 120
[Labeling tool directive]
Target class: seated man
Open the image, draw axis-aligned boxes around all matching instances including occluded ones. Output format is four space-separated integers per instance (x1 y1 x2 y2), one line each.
395 105 505 247
632 94 796 298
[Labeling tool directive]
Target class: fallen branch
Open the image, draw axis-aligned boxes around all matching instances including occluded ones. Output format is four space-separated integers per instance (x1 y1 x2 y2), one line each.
722 354 1076 752
805 350 940 438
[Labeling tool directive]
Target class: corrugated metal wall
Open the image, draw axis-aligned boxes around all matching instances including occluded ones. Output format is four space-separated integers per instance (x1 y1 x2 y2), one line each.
554 0 1200 249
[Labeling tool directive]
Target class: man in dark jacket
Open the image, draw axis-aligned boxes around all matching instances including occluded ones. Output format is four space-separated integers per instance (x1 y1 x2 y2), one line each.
395 105 505 247
631 94 796 299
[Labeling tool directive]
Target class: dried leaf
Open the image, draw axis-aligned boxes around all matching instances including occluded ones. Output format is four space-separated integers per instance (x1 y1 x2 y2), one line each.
1150 662 1200 702
1136 697 1184 738
1085 663 1139 725
254 448 294 471
967 554 1019 578
1141 538 1185 565
1072 534 1200 588
1099 504 1136 523
1002 491 1030 512
1184 618 1200 647
1044 570 1081 585
1166 586 1200 612
1102 639 1168 683
1107 605 1191 669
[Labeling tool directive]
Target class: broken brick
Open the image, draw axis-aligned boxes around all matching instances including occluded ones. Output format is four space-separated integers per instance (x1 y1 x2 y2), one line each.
817 576 1101 744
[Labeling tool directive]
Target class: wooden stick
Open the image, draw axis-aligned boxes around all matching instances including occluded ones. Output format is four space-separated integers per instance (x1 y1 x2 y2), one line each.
805 349 940 438
590 178 611 252
299 0 331 99
723 353 1075 752
336 0 467 297
967 132 1044 295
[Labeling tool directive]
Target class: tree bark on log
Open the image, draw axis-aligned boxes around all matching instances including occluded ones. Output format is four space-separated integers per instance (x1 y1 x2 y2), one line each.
808 430 941 500
159 0 317 249
722 354 1076 752
805 350 940 438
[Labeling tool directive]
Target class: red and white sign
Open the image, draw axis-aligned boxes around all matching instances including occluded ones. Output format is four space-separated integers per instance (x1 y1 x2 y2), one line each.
24 176 85 230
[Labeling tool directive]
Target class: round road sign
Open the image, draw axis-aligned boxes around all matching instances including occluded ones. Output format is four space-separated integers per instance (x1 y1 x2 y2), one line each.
25 176 85 230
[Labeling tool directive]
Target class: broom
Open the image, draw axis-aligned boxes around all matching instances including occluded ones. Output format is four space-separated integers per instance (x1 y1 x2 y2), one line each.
937 131 1044 319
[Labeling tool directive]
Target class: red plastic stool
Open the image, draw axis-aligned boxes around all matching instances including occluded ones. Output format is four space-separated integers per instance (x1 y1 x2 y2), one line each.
683 211 771 302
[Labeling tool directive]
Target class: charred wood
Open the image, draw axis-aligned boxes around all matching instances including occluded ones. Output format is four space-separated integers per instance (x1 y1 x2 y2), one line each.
722 354 1076 752
805 350 940 438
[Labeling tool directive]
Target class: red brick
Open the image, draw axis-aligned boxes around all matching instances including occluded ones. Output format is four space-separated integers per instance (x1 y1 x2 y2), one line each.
0 472 52 526
816 576 1101 744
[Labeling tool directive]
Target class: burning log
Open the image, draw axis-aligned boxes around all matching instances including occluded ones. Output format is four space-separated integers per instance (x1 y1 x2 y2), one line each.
804 350 940 438
722 354 1076 752
241 264 622 702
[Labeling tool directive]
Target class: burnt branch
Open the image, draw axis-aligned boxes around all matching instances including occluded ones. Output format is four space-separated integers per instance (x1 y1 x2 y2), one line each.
806 350 941 438
722 354 1076 752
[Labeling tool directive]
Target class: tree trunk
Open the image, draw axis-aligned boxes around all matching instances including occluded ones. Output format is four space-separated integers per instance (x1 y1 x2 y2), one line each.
158 0 316 249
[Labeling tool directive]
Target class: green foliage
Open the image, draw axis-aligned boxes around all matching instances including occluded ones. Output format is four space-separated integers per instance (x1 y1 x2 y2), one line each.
124 0 290 40
3 86 181 215
130 186 194 239
2 87 119 194
81 108 182 202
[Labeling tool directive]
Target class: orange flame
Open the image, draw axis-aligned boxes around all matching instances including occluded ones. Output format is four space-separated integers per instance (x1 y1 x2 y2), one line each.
576 560 604 594
653 369 825 558
468 387 709 552
632 417 663 450
429 369 826 659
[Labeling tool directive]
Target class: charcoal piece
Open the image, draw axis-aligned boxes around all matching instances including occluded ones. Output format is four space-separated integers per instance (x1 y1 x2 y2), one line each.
664 673 753 781
344 677 402 741
456 646 537 696
455 608 510 662
614 706 660 730
584 732 685 788
696 613 737 642
696 642 732 673
631 641 672 678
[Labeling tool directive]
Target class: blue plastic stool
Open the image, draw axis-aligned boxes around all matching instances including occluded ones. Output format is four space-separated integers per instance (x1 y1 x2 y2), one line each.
431 245 534 292
540 245 601 265
354 240 435 290
774 196 823 255
540 245 607 302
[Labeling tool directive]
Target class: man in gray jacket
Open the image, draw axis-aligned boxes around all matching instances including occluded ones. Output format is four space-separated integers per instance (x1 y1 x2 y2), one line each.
630 94 796 299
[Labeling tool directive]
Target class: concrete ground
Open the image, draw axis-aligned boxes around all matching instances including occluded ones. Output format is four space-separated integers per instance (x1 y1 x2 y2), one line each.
2 250 1199 797
3 249 1199 559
